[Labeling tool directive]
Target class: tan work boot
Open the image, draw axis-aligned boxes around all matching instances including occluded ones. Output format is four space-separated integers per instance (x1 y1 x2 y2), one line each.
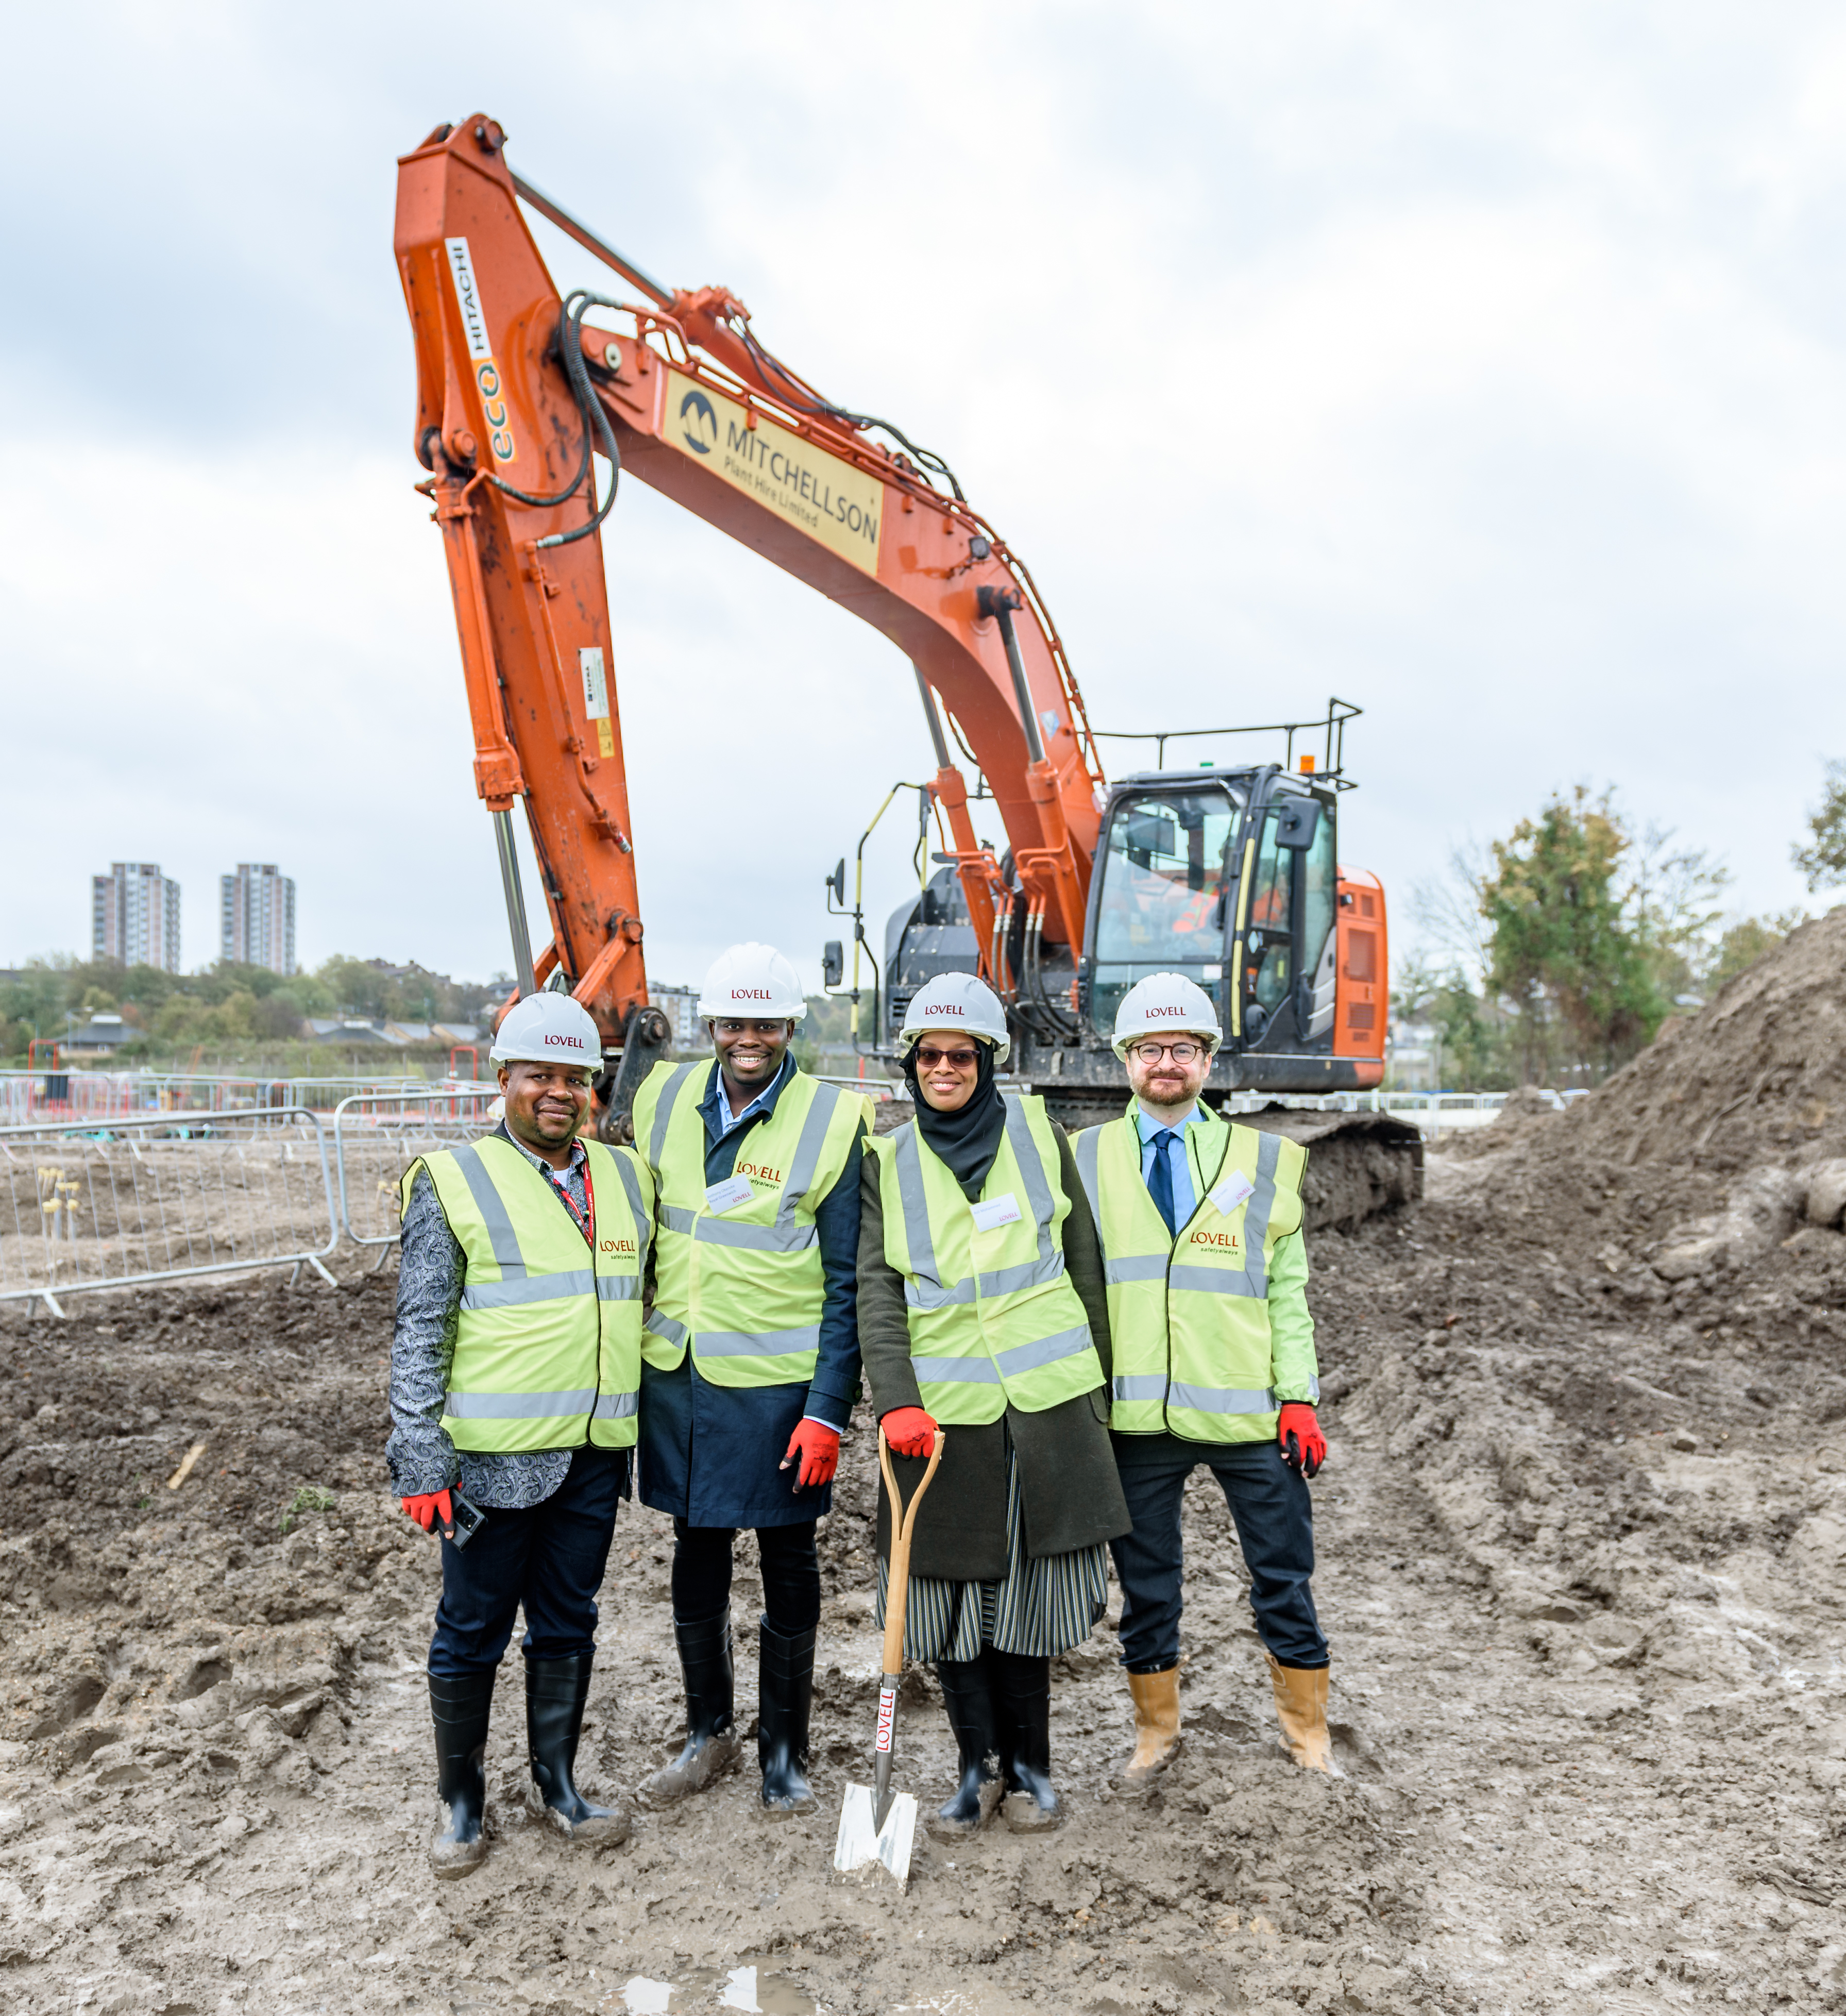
1265 1653 1335 1774
1122 1668 1181 1790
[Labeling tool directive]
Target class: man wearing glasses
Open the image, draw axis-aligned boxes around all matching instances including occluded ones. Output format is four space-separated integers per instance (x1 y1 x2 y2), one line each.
1072 973 1332 1787
628 943 869 1818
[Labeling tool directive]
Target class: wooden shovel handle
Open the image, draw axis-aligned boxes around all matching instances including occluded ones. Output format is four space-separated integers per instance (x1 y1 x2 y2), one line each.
878 1424 945 1677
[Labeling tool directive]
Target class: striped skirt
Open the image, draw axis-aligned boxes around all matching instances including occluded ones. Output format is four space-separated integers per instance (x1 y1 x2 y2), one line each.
875 1451 1109 1662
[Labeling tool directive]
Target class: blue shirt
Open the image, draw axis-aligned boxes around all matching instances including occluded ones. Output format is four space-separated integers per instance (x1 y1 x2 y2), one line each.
1134 1102 1213 1228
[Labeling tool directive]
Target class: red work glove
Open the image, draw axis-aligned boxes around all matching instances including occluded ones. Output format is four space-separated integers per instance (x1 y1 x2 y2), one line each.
880 1406 938 1459
1278 1404 1326 1480
781 1418 841 1490
401 1488 454 1534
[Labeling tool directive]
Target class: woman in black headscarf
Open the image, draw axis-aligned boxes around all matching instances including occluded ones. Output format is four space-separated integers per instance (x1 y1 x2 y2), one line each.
857 973 1128 1838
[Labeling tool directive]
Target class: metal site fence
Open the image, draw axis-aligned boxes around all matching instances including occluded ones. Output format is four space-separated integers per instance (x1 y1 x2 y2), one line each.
332 1088 504 1259
0 1108 341 1314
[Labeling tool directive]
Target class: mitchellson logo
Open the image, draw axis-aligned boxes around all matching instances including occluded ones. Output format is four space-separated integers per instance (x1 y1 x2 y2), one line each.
444 238 517 466
544 1033 589 1050
600 1236 637 1255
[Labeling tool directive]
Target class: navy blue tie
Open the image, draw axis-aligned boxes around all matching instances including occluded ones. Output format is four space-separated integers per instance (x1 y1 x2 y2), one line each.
1147 1130 1180 1236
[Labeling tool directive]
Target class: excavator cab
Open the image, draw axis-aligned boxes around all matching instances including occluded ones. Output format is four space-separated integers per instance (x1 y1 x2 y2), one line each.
1083 766 1340 1070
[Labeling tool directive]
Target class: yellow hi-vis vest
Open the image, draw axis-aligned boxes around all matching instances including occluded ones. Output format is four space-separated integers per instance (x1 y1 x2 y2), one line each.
868 1093 1106 1425
402 1132 653 1453
1073 1102 1314 1445
632 1059 870 1389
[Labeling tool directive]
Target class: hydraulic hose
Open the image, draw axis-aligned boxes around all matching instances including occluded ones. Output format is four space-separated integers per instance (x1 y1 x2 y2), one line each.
481 291 623 549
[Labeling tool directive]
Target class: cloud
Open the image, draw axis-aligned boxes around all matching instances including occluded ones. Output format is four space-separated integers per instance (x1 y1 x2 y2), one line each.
6 1 1845 994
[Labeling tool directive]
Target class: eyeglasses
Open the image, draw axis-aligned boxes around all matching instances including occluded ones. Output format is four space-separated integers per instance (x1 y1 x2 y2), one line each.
1130 1040 1205 1063
915 1045 979 1069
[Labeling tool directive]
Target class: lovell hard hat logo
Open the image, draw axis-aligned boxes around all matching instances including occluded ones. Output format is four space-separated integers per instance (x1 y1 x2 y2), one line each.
543 1033 588 1049
731 988 773 1001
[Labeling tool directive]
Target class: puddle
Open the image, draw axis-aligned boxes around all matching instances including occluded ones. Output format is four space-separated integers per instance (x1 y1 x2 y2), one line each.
601 1961 816 2015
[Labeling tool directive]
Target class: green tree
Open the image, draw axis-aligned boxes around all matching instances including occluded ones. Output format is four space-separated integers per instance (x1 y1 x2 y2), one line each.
1705 909 1807 993
1481 786 1663 1082
1428 973 1514 1090
1794 760 1846 891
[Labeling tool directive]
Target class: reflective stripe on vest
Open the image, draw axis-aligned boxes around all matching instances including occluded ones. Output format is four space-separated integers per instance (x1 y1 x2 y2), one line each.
870 1095 1105 1425
631 1058 868 1389
1076 1104 1310 1443
404 1134 651 1453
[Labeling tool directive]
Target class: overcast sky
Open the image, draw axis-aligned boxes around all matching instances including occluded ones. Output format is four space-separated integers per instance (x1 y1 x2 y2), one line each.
6 3 1843 993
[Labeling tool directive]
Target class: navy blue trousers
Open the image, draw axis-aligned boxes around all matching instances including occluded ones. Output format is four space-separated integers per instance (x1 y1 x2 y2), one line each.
1109 1440 1327 1672
428 1446 627 1680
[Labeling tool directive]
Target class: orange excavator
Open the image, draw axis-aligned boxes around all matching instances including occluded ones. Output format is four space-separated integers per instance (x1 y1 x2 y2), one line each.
392 115 1419 1222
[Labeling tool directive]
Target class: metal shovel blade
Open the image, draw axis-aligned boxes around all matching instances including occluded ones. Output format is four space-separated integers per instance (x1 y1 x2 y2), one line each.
833 1779 918 1887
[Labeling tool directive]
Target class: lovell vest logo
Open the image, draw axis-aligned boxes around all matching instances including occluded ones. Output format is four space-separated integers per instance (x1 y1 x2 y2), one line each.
1189 1227 1243 1254
600 1236 637 1255
735 1161 785 1186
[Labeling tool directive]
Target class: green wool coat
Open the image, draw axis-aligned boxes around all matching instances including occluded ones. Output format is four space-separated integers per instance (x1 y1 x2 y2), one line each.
857 1121 1130 1582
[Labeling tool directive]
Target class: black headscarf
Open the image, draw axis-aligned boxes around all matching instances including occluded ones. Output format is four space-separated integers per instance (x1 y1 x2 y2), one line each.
903 1033 1008 1201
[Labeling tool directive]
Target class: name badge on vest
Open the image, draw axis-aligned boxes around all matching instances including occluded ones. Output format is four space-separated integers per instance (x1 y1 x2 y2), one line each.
970 1192 1022 1232
1209 1171 1255 1216
705 1173 756 1214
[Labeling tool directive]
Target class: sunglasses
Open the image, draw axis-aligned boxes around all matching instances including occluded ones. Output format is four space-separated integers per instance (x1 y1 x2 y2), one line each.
915 1045 980 1069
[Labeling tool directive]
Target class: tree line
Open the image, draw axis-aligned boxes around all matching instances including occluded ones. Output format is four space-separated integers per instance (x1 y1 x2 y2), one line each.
0 955 506 1063
1396 767 1846 1090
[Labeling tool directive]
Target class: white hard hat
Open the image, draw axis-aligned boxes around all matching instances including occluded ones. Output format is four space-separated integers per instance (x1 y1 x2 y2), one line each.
898 972 1011 1066
698 942 808 1022
491 992 605 1066
1111 972 1222 1060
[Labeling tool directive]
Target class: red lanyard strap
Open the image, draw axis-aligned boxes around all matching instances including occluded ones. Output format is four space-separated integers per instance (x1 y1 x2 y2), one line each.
550 1160 596 1246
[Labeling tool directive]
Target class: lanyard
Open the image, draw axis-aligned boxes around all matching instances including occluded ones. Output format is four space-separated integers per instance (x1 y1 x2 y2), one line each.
548 1158 596 1247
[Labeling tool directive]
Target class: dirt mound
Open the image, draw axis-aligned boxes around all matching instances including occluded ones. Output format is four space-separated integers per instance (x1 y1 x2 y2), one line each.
1445 1084 1562 1161
1531 903 1846 1179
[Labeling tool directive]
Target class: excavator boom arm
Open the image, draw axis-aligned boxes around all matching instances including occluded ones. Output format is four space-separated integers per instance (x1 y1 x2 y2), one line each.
393 115 1106 1053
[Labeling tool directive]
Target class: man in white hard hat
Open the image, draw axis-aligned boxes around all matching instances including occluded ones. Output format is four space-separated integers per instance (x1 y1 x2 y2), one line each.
386 990 655 1877
629 943 870 1818
1072 972 1333 1785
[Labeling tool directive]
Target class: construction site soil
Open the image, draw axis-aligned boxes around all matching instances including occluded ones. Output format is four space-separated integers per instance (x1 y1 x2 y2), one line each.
6 912 1846 2013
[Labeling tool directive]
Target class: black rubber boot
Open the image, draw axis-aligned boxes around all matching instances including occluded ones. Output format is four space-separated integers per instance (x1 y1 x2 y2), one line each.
927 1653 1000 1841
638 1612 741 1809
990 1649 1063 1832
524 1653 631 1844
428 1670 495 1878
756 1616 818 1818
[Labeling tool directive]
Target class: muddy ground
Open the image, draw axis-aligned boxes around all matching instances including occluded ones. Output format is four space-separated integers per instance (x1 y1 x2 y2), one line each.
4 1111 1845 2012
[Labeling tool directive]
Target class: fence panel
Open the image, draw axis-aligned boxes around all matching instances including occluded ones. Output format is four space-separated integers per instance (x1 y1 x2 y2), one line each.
0 1109 340 1309
332 1090 504 1251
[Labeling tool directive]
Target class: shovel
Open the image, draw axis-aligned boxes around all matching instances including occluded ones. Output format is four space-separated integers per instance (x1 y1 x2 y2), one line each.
833 1422 945 1888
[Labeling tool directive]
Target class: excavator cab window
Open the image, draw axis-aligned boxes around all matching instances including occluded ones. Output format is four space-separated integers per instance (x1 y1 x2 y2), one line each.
1239 788 1339 1049
1089 783 1244 1039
